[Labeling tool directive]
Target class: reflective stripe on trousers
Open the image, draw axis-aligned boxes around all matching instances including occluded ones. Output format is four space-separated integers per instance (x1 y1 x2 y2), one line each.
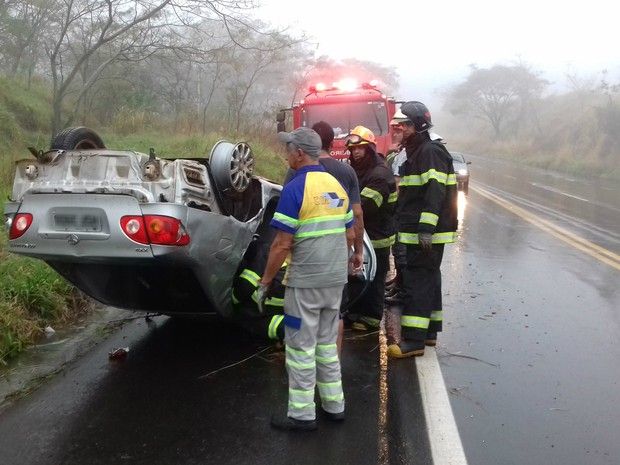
284 285 345 420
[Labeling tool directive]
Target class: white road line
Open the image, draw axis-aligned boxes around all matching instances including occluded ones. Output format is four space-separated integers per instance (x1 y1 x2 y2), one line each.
417 348 468 465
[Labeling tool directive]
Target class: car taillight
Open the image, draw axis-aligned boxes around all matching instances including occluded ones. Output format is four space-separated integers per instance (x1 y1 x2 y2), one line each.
121 216 149 244
121 215 190 246
9 213 33 239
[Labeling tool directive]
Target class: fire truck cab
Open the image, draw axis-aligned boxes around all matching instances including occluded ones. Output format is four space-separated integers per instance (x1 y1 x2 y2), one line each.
277 79 399 161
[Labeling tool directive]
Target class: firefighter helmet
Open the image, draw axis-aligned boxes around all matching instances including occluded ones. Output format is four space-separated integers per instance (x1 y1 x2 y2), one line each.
345 126 376 146
390 110 410 126
400 101 433 132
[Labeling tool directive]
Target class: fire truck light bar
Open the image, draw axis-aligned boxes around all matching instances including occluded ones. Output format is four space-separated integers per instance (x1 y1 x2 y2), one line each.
308 79 379 94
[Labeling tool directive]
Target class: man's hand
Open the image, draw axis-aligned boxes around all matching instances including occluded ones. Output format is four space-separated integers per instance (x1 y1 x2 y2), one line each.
350 250 364 274
256 280 273 314
418 232 433 251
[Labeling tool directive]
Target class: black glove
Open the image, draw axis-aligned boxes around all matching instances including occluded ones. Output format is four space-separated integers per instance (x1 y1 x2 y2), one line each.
418 232 433 251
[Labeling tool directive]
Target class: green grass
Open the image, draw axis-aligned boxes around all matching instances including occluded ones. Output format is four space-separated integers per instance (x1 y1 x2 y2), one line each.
0 232 97 364
0 75 51 134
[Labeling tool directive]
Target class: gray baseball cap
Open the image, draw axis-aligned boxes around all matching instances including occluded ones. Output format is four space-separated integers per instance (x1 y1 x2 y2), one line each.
278 127 321 159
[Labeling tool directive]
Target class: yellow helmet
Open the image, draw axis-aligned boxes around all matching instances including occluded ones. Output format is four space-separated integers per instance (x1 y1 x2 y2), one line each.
345 126 376 146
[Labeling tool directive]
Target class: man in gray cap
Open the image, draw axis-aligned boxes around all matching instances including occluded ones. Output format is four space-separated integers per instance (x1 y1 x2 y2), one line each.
260 126 355 431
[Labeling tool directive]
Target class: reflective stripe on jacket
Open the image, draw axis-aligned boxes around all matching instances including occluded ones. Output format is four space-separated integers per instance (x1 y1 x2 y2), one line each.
397 133 458 244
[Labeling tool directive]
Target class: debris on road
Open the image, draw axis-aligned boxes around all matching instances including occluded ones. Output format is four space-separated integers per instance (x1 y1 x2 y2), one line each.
108 347 130 360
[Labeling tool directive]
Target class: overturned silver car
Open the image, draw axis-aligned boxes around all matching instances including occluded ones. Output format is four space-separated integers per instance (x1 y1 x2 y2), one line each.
3 128 375 321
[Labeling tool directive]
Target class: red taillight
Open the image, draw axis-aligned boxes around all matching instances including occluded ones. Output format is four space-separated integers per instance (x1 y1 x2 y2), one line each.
9 213 33 239
121 216 149 244
121 215 190 246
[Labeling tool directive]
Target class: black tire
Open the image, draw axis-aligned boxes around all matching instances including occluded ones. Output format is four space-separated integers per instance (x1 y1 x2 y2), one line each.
51 127 106 150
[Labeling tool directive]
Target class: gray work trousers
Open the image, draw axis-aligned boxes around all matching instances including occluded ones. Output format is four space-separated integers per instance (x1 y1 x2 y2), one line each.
284 285 345 420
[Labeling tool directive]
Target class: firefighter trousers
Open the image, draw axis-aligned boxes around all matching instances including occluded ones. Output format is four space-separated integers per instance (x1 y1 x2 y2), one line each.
400 243 445 342
283 285 345 421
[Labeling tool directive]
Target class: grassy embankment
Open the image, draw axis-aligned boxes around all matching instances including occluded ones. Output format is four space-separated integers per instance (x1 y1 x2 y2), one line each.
0 78 288 365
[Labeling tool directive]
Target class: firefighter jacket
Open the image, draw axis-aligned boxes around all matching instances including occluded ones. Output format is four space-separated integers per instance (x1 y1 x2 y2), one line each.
350 145 397 249
232 239 286 340
397 132 458 245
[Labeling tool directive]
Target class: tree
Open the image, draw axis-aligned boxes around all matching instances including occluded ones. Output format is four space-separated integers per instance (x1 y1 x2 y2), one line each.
445 63 547 139
0 0 50 85
33 0 302 135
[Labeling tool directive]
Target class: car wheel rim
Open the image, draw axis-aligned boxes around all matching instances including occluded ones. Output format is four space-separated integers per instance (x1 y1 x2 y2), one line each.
209 140 255 193
230 143 254 192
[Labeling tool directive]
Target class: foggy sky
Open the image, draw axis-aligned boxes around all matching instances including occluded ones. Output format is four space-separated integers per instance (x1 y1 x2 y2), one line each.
255 0 620 109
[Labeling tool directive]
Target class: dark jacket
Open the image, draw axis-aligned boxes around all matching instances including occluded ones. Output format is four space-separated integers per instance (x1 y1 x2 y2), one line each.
397 132 458 245
350 145 397 249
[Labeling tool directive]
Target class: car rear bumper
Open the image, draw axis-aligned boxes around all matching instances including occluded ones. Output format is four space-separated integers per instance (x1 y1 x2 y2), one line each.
4 193 258 316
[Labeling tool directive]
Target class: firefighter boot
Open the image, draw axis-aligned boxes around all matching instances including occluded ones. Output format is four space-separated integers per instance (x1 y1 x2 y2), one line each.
387 327 425 358
425 331 438 346
351 316 381 332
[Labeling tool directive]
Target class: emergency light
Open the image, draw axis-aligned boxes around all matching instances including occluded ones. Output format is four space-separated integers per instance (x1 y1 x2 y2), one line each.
308 79 379 94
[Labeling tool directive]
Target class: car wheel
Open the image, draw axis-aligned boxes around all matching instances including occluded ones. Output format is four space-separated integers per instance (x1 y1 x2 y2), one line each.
50 127 106 150
344 232 377 310
209 140 254 193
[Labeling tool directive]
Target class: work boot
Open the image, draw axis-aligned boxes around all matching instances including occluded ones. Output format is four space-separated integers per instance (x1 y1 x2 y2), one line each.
322 408 345 421
386 340 425 358
425 332 438 346
351 316 381 332
270 415 317 431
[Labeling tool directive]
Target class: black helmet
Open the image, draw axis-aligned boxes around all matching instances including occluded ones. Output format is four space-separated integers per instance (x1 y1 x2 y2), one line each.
400 101 433 132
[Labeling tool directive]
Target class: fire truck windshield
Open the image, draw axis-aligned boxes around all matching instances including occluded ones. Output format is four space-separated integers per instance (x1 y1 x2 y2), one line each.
302 101 389 139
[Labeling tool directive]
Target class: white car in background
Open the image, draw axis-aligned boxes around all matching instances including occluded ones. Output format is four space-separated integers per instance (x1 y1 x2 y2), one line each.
450 151 471 194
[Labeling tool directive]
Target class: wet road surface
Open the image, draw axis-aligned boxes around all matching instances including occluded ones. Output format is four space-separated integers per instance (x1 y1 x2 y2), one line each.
438 155 620 465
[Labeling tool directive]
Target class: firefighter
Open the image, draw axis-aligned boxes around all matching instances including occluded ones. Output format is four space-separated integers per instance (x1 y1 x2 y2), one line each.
345 126 397 331
231 237 287 342
387 101 458 358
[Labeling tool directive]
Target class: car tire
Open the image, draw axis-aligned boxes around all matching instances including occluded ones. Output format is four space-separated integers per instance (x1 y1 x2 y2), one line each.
51 127 106 150
209 140 254 193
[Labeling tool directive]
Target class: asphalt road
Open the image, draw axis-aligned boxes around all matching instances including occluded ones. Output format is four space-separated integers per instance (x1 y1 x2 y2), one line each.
1 153 619 465
438 154 620 465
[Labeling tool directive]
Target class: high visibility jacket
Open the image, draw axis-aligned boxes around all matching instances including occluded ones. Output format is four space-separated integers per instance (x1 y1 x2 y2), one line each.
350 146 397 249
397 133 458 245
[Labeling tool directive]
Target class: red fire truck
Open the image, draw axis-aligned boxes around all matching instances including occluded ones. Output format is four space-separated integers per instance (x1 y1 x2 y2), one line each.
276 79 399 161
